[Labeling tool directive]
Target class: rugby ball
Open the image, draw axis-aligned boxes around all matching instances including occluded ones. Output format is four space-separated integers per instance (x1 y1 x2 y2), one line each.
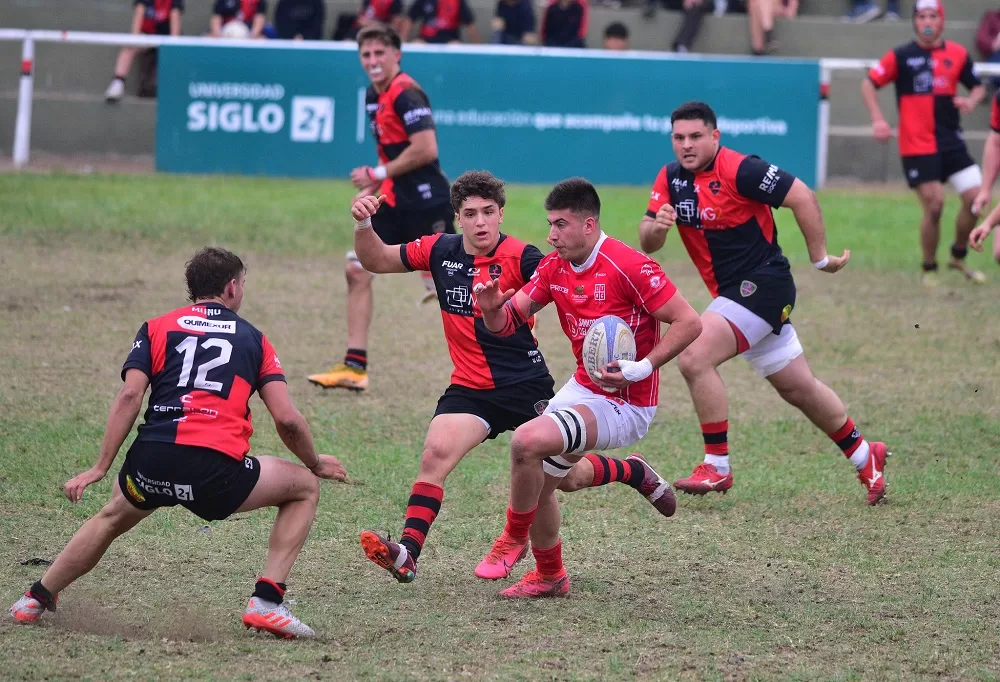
221 21 251 39
582 315 636 388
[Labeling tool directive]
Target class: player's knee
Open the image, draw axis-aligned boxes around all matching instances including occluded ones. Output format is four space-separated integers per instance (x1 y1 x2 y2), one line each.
677 345 708 380
419 441 454 474
775 378 815 409
509 423 548 464
924 197 944 222
295 468 321 502
345 262 372 289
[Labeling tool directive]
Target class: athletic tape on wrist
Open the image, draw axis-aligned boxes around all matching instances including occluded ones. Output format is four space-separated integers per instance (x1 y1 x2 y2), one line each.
354 217 372 231
812 256 830 270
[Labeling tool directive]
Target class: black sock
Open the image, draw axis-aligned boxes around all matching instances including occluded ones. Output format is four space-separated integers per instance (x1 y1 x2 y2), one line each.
922 261 938 272
626 460 647 489
29 581 57 611
252 578 286 605
951 244 968 261
764 29 774 44
400 537 421 560
344 348 367 371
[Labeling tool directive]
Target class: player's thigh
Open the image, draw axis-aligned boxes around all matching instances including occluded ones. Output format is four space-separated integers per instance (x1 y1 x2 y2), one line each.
422 412 490 472
903 155 941 194
403 203 455 242
103 474 156 531
914 179 945 211
678 310 743 371
235 455 318 514
943 148 981 196
744 323 805 380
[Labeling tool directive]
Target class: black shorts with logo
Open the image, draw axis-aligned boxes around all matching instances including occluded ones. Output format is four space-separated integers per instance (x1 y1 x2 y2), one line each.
434 375 556 440
118 441 260 521
901 146 976 189
719 260 797 334
372 201 455 246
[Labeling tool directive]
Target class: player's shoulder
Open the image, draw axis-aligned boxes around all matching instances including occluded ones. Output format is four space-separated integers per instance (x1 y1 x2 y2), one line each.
494 233 532 256
532 249 562 276
423 231 462 256
893 40 922 58
942 40 970 59
392 72 422 94
714 146 752 178
598 236 649 268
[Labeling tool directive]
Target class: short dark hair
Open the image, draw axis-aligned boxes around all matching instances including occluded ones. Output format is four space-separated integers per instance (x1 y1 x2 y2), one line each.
670 101 717 129
450 170 506 212
604 22 629 39
185 247 245 303
357 25 402 50
544 177 601 219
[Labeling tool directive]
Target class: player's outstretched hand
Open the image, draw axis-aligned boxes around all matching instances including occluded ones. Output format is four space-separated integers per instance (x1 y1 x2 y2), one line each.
352 194 386 223
63 466 107 503
654 204 677 233
472 279 515 313
969 223 993 252
972 190 991 217
872 120 892 142
818 249 851 274
350 165 376 190
311 455 348 482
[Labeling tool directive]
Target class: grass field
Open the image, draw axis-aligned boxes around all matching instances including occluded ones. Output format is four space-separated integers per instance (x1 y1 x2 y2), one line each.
1 173 998 681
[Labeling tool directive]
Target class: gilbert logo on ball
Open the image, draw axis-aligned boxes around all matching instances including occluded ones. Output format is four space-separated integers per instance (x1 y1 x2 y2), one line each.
582 316 636 388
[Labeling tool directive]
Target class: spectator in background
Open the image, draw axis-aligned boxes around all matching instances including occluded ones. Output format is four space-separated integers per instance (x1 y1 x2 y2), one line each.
603 21 629 49
493 0 538 44
402 0 480 43
748 0 796 55
976 7 1000 89
210 0 275 38
541 0 588 48
105 0 183 102
333 0 404 41
661 0 709 53
844 1 900 23
275 0 325 39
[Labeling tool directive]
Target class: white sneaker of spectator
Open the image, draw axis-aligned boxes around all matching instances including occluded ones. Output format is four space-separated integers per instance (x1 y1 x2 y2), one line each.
105 78 125 103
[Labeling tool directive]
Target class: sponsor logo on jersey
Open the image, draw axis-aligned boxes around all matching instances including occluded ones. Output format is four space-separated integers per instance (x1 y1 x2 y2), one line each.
594 283 606 301
708 180 722 195
489 264 502 280
759 165 781 194
132 340 143 351
640 264 654 276
177 316 236 334
564 313 597 339
191 307 221 316
550 284 569 293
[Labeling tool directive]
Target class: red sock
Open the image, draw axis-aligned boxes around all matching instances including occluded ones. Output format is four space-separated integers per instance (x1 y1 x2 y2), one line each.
584 453 643 488
702 421 729 456
504 505 537 539
400 481 443 560
532 541 565 579
829 418 863 457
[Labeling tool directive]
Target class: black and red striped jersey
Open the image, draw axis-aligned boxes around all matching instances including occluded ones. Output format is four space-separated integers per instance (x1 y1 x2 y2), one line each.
121 302 284 460
646 146 795 297
213 0 267 25
407 0 475 40
868 40 980 157
400 232 550 389
365 73 450 210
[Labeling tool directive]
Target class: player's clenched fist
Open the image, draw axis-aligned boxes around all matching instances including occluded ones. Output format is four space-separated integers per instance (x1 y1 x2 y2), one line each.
351 194 386 223
654 204 677 232
872 119 892 142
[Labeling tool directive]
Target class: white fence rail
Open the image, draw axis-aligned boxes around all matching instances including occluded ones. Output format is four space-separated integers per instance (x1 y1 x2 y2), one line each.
3 28 1000 186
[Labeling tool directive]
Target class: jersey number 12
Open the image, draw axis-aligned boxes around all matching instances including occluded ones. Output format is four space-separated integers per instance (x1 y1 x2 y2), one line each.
175 336 233 392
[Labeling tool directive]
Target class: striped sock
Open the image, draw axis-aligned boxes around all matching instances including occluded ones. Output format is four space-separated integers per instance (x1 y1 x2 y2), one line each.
702 420 730 473
344 348 367 371
399 482 443 560
532 541 565 579
583 453 644 488
829 418 871 470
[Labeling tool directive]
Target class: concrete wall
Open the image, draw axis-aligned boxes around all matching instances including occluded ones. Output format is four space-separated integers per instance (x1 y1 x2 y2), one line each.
1 0 996 182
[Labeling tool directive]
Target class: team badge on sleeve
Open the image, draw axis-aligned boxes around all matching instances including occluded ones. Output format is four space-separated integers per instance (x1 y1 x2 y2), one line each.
740 280 758 298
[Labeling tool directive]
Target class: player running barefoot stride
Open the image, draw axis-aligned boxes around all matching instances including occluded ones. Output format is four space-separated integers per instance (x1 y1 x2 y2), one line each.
9 248 347 639
475 178 702 599
640 101 891 505
350 171 680 585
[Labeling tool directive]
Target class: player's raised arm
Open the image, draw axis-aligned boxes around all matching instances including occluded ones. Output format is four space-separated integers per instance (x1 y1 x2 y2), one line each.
639 165 675 254
351 194 409 273
64 368 150 503
475 282 539 337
